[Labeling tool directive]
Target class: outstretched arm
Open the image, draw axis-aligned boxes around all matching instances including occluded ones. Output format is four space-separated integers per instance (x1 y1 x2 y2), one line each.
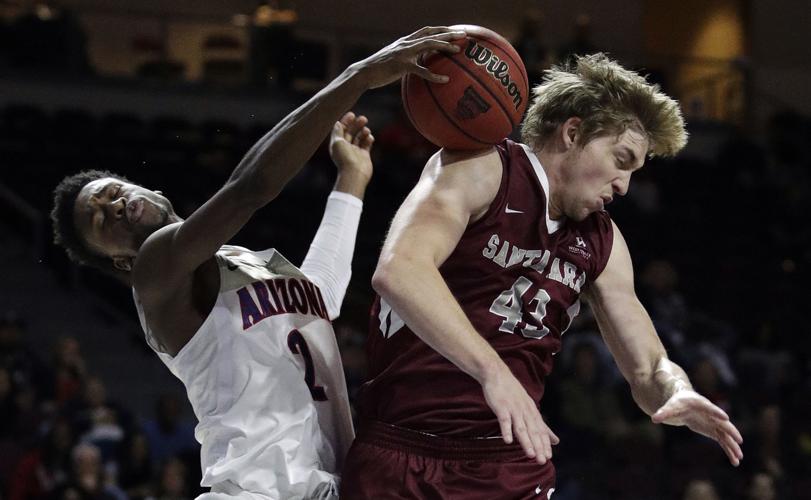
300 112 375 319
372 148 560 465
134 27 466 298
585 220 744 466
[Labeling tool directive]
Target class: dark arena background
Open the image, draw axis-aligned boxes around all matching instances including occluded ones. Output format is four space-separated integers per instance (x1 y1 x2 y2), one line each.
1 1 809 499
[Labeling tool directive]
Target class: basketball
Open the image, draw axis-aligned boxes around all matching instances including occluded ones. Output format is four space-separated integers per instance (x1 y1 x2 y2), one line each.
401 24 529 150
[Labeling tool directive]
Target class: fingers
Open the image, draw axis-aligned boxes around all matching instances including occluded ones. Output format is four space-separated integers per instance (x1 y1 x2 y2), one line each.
337 113 368 141
548 427 560 445
339 111 355 126
528 427 546 463
718 429 744 466
707 404 730 422
353 127 372 146
408 37 464 55
719 418 742 442
512 415 537 460
359 132 374 151
404 39 462 84
345 114 367 138
496 410 514 445
535 416 559 464
405 26 467 41
520 403 558 465
651 405 681 424
523 405 548 464
412 65 450 84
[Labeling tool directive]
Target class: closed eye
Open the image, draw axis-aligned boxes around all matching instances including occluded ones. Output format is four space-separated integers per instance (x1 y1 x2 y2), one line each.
97 184 122 228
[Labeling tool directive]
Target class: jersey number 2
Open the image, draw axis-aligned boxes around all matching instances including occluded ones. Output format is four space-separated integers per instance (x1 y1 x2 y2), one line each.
287 330 328 401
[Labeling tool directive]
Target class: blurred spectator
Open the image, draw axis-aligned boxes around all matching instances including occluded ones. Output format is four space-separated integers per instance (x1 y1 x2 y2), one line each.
689 356 734 415
52 336 87 407
554 340 628 498
746 471 777 500
66 377 129 464
737 323 795 406
682 479 720 500
55 442 125 500
745 405 787 482
639 259 689 353
155 457 189 500
141 394 197 467
8 418 74 500
0 312 49 401
117 432 154 500
559 341 627 441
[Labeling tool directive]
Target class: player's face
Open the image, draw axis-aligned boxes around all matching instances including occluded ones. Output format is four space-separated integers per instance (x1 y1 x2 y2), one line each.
74 177 175 263
558 127 649 221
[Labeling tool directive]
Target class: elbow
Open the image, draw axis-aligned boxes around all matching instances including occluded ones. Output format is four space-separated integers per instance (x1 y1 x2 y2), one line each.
371 258 397 298
228 165 283 208
371 253 414 299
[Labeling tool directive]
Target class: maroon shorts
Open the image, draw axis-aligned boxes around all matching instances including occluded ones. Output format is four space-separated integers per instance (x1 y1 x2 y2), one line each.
340 421 556 499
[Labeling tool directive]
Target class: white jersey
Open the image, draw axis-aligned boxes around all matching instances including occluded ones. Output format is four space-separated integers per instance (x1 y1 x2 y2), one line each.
134 245 354 500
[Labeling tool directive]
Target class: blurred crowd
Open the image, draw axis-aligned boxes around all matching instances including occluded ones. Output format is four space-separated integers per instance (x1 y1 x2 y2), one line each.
0 313 202 500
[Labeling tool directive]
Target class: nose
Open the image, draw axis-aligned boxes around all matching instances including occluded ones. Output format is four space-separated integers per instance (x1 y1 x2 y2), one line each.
107 196 126 220
612 171 631 196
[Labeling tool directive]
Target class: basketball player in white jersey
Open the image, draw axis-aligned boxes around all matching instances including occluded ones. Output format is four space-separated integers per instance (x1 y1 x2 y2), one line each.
49 27 468 499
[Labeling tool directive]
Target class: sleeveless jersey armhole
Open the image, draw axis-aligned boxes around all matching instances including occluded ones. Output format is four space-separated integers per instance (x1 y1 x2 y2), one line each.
590 212 615 281
465 143 510 231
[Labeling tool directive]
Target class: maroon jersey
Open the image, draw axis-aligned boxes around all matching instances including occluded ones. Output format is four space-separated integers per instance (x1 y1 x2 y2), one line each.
360 139 614 437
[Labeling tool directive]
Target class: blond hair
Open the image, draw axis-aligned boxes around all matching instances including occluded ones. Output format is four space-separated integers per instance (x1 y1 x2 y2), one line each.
520 53 687 157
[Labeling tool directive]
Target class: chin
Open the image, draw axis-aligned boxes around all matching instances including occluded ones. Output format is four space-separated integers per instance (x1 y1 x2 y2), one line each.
567 209 591 222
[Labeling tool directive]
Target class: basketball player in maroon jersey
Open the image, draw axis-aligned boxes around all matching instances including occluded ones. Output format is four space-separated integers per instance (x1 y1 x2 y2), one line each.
341 54 744 498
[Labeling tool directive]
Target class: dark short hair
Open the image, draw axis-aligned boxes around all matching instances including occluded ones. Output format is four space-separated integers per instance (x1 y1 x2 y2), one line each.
50 170 131 271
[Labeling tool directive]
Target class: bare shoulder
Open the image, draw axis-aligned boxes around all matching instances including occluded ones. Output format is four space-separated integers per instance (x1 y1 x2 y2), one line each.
586 220 635 301
132 221 185 301
430 146 501 179
420 147 502 220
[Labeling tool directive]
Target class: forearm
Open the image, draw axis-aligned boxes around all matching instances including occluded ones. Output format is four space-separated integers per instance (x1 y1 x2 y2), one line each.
333 169 370 200
300 191 363 319
229 65 367 203
631 357 694 415
373 257 506 383
589 287 692 416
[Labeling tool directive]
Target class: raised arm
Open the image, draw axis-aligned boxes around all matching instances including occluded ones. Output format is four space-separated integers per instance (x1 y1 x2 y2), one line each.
585 220 744 466
299 113 375 319
372 148 559 465
133 27 466 297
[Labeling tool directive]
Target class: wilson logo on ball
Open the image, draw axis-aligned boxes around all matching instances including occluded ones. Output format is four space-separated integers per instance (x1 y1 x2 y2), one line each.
455 86 491 120
464 40 524 110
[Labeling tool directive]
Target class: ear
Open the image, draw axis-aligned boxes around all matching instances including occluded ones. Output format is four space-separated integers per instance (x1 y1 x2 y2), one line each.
561 117 582 150
155 190 163 195
112 256 133 272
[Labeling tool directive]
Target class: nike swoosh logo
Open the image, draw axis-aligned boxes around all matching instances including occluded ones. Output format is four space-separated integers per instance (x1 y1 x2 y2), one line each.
505 206 524 214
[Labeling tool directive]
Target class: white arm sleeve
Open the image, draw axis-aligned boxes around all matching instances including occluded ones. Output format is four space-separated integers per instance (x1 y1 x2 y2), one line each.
300 190 363 320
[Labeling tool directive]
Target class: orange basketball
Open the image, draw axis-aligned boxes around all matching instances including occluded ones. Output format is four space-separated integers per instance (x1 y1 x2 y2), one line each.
402 24 529 150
